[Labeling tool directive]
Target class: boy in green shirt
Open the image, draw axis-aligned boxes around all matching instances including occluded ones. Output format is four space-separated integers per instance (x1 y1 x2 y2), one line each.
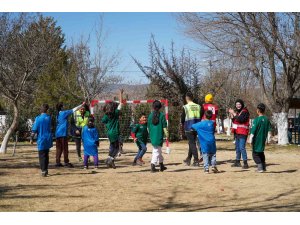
148 100 169 173
101 89 124 169
248 103 272 172
131 113 148 166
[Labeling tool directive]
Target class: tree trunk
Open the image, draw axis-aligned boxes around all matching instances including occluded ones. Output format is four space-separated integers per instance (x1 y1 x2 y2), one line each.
273 112 289 145
0 102 19 154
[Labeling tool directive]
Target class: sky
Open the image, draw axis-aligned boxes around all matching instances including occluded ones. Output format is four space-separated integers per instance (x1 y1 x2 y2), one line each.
43 12 200 84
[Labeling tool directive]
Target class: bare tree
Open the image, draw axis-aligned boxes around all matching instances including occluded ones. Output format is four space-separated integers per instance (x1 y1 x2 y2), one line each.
0 13 65 153
133 36 203 105
70 15 122 103
178 12 300 144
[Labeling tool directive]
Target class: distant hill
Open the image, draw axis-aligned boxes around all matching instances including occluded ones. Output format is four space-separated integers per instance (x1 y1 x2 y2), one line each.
98 83 149 100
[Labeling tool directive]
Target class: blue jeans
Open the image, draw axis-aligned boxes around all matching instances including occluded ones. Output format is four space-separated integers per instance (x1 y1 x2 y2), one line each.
134 142 147 161
203 153 216 170
235 135 247 161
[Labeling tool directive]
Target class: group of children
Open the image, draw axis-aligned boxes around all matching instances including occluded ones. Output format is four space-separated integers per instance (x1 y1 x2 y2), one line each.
31 89 271 177
31 89 169 176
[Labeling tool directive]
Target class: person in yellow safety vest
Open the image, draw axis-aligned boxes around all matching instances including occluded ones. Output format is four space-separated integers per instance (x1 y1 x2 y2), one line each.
74 104 90 162
181 92 204 167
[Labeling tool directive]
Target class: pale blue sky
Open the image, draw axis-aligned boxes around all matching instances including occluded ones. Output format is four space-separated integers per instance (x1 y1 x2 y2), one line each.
43 12 200 83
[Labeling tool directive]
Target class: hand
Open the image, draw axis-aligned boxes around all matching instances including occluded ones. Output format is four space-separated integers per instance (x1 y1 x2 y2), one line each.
119 89 124 94
228 108 235 115
75 130 80 135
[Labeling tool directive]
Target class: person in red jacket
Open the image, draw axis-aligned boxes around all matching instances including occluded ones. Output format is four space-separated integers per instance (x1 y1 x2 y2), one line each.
202 94 218 130
228 99 250 169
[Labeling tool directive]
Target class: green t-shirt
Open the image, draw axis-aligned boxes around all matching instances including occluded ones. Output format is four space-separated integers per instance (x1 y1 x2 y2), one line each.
131 123 148 144
250 115 271 152
147 111 167 147
101 109 120 143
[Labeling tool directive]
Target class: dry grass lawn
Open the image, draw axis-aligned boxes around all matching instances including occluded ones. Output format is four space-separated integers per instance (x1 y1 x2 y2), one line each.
0 139 300 212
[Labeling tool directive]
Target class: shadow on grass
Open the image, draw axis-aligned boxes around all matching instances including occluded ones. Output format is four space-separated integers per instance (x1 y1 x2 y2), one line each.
266 169 297 174
165 163 182 166
143 186 300 212
166 168 199 173
117 169 150 174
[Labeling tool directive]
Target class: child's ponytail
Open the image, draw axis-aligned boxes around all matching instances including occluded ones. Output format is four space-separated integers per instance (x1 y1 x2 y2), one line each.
152 100 162 125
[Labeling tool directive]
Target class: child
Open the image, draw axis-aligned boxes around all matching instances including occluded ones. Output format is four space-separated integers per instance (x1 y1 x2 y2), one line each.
192 110 218 174
131 113 148 166
82 117 99 169
30 104 53 177
101 89 124 169
248 103 272 172
55 101 85 167
147 100 168 173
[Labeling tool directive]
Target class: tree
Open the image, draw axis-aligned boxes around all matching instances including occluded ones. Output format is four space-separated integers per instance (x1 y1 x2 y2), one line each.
133 36 204 140
34 49 82 110
133 36 203 105
178 13 300 144
0 13 65 153
69 15 122 104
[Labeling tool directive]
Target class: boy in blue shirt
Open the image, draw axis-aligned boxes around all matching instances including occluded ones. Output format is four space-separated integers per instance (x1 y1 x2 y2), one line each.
55 102 85 167
192 110 218 174
30 104 53 177
82 117 99 169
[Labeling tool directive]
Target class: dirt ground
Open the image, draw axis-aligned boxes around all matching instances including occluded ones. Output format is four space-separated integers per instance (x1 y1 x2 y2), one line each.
0 139 300 212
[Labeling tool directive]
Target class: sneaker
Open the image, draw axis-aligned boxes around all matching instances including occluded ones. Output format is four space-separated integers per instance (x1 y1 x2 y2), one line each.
78 157 83 163
132 161 137 166
159 163 167 172
64 163 74 168
151 163 159 173
111 160 116 169
136 159 143 166
231 160 241 167
41 171 47 177
105 158 112 168
183 159 191 166
256 169 264 173
140 158 145 164
204 168 209 174
83 166 88 170
192 160 200 167
199 157 203 163
94 166 98 170
55 163 64 167
242 160 249 169
212 166 219 173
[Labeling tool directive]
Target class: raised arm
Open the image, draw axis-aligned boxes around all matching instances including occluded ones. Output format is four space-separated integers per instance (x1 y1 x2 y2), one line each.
72 102 85 113
117 89 124 110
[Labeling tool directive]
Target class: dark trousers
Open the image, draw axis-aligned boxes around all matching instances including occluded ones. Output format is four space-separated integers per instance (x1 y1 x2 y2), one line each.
185 131 199 161
38 149 49 172
252 151 265 165
109 141 120 158
74 138 82 158
56 137 69 164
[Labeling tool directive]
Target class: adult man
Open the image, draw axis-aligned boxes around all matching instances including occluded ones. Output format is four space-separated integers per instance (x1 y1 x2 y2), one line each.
73 104 90 162
181 92 203 166
228 99 250 169
30 104 53 177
